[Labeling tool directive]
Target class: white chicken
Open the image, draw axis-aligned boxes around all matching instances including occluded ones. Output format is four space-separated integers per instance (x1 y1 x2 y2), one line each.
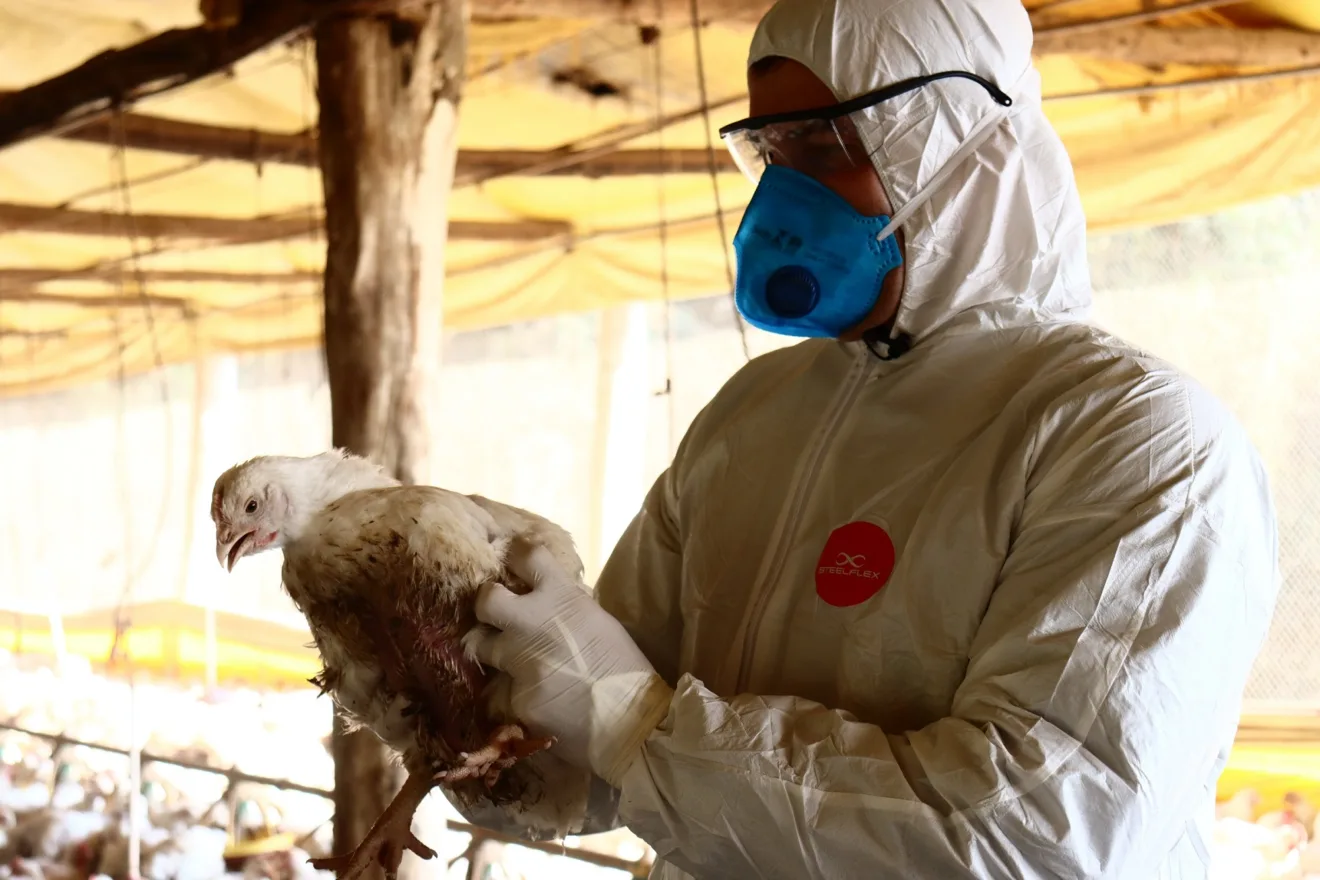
209 450 598 880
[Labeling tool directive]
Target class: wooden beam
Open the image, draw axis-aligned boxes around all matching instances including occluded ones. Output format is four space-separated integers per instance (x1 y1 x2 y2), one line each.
55 112 317 166
455 91 745 186
1045 60 1320 100
469 0 769 22
0 0 362 151
0 202 570 242
1034 25 1320 67
0 202 309 241
0 290 194 310
471 146 740 177
1035 0 1248 35
0 267 321 286
51 109 742 176
314 2 468 878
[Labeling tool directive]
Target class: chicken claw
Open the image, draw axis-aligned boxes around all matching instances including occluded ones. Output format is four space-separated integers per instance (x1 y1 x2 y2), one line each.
434 723 554 786
308 771 438 880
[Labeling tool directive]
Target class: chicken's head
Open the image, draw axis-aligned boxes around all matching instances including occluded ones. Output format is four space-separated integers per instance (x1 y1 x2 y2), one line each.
211 458 294 571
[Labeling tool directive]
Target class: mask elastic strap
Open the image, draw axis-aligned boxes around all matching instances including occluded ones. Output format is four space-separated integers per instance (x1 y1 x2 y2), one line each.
875 101 1014 246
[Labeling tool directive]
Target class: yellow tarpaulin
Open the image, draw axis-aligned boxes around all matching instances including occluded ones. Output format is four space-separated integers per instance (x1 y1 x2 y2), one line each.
1 0 1319 395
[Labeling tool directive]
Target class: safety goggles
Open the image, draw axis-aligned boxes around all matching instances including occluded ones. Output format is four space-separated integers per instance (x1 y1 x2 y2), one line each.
718 70 1012 184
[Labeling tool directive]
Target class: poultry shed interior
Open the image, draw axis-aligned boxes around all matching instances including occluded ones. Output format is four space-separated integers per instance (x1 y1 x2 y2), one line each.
2 0 1320 878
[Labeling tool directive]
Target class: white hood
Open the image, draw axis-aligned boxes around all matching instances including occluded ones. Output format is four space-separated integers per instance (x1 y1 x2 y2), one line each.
748 0 1094 345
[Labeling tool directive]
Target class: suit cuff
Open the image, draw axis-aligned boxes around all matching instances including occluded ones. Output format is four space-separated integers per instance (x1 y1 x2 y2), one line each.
596 672 675 788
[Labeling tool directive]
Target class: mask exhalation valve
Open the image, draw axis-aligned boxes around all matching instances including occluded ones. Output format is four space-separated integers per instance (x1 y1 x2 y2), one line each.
765 265 821 318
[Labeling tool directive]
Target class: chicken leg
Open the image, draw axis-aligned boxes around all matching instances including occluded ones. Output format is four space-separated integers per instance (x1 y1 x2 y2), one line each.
308 770 438 880
435 723 554 787
308 727 552 880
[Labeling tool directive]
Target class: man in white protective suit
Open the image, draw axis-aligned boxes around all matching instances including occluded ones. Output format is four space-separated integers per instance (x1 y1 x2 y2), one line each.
467 0 1282 876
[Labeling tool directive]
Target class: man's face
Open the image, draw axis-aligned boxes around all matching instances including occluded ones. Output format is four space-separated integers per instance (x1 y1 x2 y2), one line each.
745 57 906 338
747 58 894 218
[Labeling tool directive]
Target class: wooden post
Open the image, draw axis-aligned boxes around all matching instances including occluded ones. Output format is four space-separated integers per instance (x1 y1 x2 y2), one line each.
314 2 468 878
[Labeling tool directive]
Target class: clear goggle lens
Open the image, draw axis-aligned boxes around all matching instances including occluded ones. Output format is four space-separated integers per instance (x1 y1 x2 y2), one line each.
718 70 1015 185
720 112 870 184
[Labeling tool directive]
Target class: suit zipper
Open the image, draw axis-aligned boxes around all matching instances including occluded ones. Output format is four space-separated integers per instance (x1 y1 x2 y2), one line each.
734 349 873 693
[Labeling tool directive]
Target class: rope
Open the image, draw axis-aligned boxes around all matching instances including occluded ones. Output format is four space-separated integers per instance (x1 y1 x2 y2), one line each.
105 109 177 672
688 0 750 362
653 1 677 453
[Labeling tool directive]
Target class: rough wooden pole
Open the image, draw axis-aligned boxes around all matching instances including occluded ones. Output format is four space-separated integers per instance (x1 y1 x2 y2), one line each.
314 2 468 877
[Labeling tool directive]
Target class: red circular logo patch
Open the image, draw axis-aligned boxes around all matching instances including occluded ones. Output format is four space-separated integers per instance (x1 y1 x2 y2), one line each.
815 521 896 607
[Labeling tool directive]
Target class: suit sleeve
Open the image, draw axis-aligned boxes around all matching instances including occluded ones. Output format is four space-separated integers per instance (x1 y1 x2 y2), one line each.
592 461 687 686
613 369 1280 879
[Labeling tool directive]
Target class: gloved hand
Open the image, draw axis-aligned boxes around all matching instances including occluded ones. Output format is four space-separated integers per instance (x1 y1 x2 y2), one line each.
470 540 674 788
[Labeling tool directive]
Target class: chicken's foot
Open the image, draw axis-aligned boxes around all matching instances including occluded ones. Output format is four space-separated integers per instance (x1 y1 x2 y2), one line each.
435 723 554 787
307 770 438 880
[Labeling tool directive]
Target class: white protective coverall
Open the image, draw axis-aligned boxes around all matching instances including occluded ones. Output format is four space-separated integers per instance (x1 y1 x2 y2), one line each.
584 0 1281 877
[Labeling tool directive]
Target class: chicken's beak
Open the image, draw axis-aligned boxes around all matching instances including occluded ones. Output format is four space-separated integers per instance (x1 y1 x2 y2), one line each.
215 526 255 572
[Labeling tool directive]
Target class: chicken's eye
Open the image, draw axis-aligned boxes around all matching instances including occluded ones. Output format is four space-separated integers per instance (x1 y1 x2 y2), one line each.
245 499 258 514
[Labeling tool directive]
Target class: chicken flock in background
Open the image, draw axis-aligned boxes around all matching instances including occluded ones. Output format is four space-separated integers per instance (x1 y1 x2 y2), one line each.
210 449 598 880
0 756 323 880
1211 789 1320 879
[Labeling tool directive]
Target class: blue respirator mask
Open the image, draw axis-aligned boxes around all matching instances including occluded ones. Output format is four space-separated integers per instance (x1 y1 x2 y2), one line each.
732 165 901 337
719 69 1013 340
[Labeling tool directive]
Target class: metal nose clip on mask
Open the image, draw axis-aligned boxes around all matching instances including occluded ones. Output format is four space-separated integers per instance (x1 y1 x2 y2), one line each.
732 164 903 338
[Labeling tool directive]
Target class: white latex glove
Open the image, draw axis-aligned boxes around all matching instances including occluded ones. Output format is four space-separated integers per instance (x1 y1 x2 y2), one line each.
470 541 674 788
